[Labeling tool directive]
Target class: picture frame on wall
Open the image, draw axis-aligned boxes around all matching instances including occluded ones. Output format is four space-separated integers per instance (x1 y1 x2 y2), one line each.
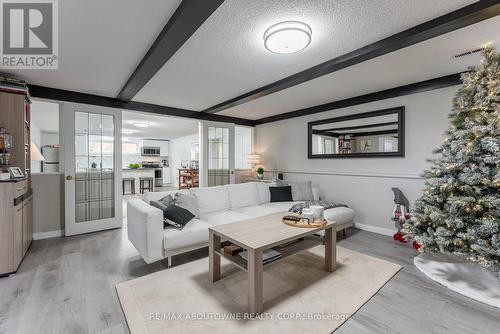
7 166 24 178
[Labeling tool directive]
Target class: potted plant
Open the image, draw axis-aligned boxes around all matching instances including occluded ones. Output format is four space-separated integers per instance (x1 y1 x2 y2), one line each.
256 167 264 180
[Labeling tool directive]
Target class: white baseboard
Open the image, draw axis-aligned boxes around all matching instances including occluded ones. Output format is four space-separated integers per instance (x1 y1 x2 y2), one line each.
354 222 394 237
33 229 64 240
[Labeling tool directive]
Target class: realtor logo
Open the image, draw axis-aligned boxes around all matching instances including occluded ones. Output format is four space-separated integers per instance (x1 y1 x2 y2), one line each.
1 0 58 69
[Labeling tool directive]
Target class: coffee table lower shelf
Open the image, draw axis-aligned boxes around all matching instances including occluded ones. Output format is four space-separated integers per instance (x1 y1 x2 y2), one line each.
214 236 322 272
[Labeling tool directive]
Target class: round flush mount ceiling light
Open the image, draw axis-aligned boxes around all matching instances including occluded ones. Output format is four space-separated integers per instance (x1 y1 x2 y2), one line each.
264 21 312 54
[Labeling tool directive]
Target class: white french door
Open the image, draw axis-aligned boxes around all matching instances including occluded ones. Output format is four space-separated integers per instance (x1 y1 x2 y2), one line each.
62 103 122 236
200 121 235 187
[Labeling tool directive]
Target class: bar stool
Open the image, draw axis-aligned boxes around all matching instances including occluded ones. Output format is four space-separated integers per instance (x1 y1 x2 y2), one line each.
139 176 154 194
122 177 135 195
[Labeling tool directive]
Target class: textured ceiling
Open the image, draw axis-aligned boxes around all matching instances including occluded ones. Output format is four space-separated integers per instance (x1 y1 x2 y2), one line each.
218 15 500 120
133 0 476 110
122 111 198 141
0 0 182 97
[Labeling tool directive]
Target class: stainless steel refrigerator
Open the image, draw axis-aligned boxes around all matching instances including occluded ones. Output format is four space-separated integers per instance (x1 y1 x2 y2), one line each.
41 145 59 172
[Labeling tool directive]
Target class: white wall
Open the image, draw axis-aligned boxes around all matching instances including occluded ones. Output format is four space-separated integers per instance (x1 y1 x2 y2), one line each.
32 173 64 239
256 86 458 235
41 132 59 146
169 133 198 187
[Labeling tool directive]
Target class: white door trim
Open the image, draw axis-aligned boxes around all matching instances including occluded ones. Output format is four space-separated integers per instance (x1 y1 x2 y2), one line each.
62 102 122 236
199 121 235 187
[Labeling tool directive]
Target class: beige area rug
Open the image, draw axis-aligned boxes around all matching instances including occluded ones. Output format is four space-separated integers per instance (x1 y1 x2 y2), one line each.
116 246 401 334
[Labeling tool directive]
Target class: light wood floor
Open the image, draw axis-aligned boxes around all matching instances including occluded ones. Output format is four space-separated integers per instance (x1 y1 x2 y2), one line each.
0 227 498 334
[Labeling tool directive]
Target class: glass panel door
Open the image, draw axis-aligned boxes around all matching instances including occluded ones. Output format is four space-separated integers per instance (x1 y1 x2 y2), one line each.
63 103 122 236
74 112 115 223
208 126 230 186
200 121 234 187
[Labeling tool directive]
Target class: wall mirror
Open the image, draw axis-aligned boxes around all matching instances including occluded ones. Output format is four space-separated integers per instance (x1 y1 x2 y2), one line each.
308 106 404 158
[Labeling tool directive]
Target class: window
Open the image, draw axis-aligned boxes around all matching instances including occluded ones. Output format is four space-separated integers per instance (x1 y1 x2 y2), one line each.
235 126 253 169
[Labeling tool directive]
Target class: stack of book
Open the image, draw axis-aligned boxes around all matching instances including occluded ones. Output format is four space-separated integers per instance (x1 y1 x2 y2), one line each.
239 249 282 265
0 77 31 100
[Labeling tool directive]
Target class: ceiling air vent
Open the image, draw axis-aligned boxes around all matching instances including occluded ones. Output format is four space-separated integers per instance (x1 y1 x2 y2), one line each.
453 47 485 59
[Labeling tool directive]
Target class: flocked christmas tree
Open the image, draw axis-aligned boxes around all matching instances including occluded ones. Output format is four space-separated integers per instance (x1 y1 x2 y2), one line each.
402 47 499 276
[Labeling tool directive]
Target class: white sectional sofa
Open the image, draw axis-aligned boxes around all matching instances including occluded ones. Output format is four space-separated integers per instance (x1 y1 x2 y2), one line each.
127 182 354 265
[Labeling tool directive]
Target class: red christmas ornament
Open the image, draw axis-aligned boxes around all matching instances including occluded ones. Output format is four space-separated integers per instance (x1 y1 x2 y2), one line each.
412 240 421 251
393 231 407 243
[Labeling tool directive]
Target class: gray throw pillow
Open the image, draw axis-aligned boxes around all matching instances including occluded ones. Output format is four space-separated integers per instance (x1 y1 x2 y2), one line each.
174 192 199 218
290 181 314 201
150 200 168 212
158 194 174 207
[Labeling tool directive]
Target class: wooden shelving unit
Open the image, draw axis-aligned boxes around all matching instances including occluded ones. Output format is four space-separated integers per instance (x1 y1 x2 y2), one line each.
0 89 33 276
178 168 199 189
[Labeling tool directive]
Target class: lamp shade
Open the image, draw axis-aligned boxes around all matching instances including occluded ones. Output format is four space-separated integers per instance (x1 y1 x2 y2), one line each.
30 143 46 161
246 154 260 165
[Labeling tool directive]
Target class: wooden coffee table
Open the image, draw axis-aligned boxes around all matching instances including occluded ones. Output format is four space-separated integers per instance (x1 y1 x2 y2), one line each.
209 212 336 313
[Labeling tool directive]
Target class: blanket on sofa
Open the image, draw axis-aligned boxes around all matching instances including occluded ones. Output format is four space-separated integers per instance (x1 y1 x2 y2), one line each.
288 200 347 214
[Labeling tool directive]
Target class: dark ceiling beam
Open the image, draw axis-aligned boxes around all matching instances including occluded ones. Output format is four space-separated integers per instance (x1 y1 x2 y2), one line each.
117 0 225 102
202 0 500 114
28 85 255 126
254 72 462 125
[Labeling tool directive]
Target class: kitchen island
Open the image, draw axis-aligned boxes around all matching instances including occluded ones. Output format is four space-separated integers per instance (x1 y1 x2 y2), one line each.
122 168 154 194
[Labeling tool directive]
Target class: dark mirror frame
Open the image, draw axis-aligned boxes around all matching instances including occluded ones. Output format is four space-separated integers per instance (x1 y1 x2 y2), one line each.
308 106 405 159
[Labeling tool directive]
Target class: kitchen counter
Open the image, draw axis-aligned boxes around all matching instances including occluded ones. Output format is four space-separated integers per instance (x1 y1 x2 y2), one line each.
122 168 155 194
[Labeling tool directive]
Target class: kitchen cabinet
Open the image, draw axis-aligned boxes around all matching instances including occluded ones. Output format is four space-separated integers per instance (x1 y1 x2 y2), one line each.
0 90 32 276
162 167 171 184
142 139 169 156
13 202 23 269
0 182 32 276
159 141 169 156
22 194 33 256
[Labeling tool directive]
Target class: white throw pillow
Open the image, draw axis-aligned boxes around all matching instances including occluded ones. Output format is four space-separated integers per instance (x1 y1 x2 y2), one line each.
256 182 271 204
227 183 260 208
191 186 230 215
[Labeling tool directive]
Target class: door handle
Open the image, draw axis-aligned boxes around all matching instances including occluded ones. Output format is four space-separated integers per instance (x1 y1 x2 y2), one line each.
66 175 74 180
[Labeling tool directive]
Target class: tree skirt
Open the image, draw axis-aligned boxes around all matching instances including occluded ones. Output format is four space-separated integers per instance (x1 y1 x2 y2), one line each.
414 253 500 308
